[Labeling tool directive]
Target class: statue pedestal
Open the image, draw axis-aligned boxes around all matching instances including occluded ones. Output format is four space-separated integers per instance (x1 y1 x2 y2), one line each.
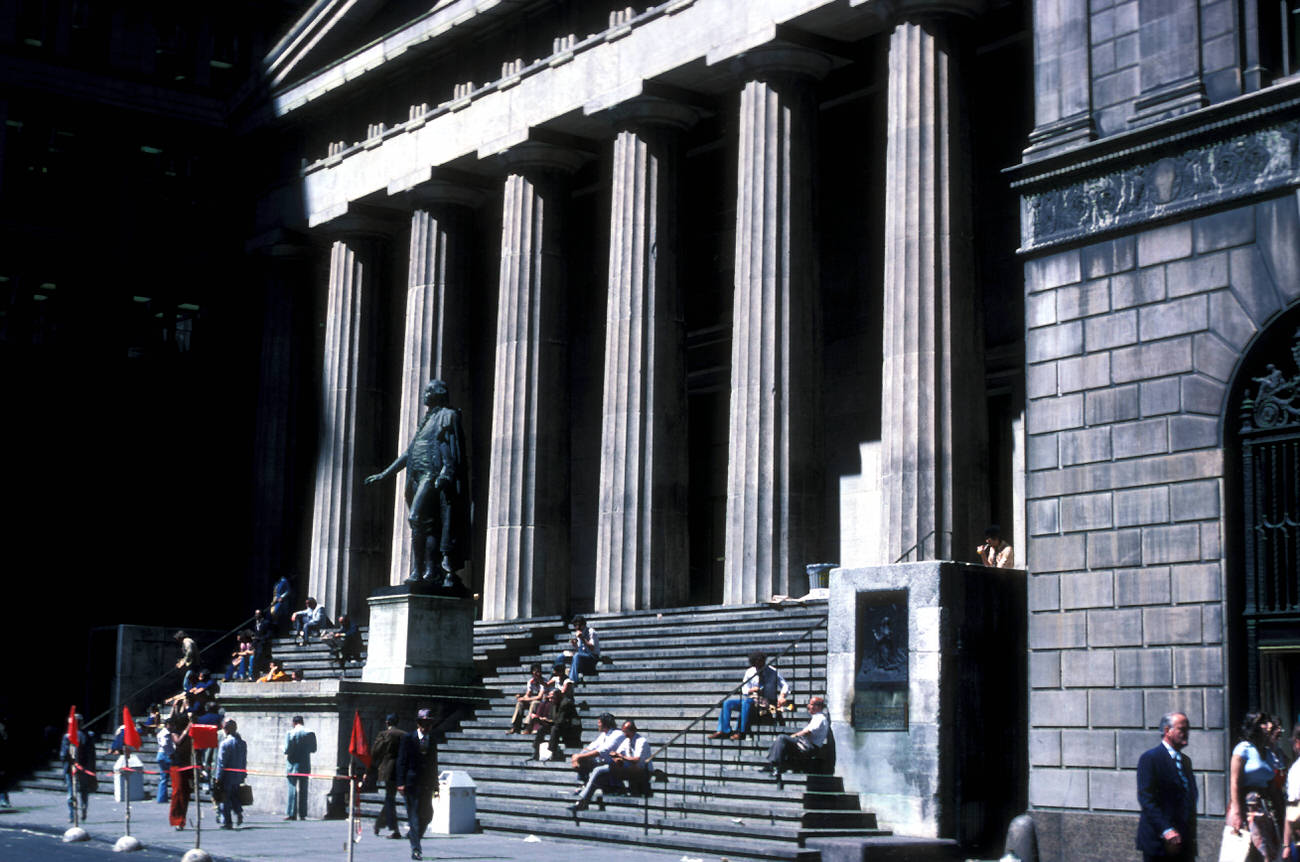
827 562 1026 848
362 584 475 686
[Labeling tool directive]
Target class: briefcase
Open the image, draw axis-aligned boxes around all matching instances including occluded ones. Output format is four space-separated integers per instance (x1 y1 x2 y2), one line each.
237 784 253 806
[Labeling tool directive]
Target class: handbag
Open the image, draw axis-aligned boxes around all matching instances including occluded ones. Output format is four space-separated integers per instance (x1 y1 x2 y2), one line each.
1217 824 1251 862
237 784 253 806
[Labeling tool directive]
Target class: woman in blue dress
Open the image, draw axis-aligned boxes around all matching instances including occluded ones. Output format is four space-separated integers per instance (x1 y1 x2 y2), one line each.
1229 712 1284 862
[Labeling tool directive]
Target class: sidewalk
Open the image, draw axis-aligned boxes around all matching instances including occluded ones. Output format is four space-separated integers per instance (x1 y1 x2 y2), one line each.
0 789 721 862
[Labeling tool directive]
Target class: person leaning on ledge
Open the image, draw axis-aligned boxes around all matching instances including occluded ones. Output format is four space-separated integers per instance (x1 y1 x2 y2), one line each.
976 524 1014 568
1136 711 1196 861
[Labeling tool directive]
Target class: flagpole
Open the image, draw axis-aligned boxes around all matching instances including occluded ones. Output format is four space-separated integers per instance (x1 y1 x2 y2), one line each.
71 746 79 829
193 737 201 850
347 757 355 862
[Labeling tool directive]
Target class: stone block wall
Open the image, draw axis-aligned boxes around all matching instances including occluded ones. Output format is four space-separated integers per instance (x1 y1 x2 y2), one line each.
1023 191 1300 842
1033 0 1254 153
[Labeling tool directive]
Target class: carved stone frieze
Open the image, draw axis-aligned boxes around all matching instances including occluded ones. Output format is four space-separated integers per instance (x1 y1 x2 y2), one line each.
1019 121 1300 252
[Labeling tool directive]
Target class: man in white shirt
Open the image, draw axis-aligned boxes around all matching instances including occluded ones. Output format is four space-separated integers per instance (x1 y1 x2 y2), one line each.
569 713 620 791
572 719 650 812
290 597 327 644
765 696 829 780
708 652 791 741
1284 724 1300 859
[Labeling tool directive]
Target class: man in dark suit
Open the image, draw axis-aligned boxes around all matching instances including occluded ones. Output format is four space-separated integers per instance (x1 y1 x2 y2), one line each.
396 708 439 861
1137 711 1196 861
366 713 406 839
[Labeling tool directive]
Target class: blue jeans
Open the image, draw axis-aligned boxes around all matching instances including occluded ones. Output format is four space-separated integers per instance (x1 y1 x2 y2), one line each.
156 757 171 802
568 648 597 682
716 697 755 734
287 774 308 818
65 771 88 820
225 657 250 681
219 777 243 825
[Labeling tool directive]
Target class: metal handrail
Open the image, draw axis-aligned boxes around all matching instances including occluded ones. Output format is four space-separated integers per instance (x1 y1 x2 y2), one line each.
893 529 954 564
635 609 831 832
81 614 256 732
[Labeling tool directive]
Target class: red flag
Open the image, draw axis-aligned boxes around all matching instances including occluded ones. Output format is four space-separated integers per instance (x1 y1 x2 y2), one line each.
67 705 79 750
189 723 220 750
122 707 142 751
348 710 371 768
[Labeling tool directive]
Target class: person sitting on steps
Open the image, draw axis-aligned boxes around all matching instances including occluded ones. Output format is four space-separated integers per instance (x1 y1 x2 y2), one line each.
290 597 329 645
557 616 600 685
571 719 651 813
708 651 790 741
569 713 620 796
764 696 830 781
507 664 546 734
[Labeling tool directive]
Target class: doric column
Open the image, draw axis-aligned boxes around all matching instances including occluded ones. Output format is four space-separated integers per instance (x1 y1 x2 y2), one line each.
723 45 831 605
387 185 480 586
482 143 583 620
593 98 696 613
308 224 393 621
250 234 315 598
881 13 989 565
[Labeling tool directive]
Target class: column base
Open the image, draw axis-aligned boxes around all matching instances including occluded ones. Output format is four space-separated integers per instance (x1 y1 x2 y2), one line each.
362 584 476 686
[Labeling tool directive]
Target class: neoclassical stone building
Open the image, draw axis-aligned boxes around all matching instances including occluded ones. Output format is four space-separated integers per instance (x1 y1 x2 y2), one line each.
243 0 1300 858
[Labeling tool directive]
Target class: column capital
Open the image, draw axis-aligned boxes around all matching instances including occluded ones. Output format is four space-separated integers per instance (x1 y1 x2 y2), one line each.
317 204 405 240
402 180 490 212
387 165 494 207
495 140 588 175
851 0 986 24
605 96 700 134
730 41 834 83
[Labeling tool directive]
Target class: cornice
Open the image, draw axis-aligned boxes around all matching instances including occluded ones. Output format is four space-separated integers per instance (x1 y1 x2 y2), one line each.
1011 81 1300 254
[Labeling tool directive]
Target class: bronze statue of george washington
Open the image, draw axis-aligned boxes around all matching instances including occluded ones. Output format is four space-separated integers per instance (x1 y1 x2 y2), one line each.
365 379 470 592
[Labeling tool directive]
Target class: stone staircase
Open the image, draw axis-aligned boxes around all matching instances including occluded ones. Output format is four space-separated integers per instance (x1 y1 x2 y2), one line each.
21 603 890 861
427 600 887 862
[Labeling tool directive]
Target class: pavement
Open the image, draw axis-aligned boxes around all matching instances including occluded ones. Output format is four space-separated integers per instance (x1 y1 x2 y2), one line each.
0 789 722 862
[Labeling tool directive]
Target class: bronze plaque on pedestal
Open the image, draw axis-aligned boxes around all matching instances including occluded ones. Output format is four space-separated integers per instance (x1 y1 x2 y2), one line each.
852 591 908 731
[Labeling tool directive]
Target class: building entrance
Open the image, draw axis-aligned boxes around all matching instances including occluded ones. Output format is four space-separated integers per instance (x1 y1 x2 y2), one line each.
1238 323 1300 720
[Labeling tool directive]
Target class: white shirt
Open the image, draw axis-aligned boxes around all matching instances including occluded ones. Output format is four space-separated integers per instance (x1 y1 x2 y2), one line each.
584 728 621 763
156 727 174 760
740 665 791 700
613 732 650 766
1288 758 1300 803
802 712 829 748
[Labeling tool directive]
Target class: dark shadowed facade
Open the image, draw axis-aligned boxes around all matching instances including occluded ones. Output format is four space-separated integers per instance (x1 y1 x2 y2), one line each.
6 1 1300 859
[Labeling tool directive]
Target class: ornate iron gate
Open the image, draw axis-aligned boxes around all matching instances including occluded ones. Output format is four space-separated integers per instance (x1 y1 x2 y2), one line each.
1240 334 1300 709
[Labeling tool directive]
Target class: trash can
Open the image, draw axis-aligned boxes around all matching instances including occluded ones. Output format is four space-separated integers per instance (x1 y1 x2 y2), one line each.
431 771 476 834
113 754 145 802
805 562 837 591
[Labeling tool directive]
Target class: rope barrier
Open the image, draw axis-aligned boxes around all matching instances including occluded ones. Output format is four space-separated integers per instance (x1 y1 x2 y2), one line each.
111 763 355 781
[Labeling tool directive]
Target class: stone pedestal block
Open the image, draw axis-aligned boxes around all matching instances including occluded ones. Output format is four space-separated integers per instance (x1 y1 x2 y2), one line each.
217 678 486 820
362 587 476 686
827 562 1026 848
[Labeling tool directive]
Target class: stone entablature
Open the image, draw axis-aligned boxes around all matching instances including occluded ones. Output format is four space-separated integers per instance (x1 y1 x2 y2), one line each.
1014 87 1300 252
291 0 867 225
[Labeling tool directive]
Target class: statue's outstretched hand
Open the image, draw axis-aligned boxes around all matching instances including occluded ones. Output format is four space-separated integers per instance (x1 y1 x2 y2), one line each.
364 473 385 485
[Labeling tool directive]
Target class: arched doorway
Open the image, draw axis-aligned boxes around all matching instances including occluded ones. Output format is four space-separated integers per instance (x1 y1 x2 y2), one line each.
1232 312 1300 725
